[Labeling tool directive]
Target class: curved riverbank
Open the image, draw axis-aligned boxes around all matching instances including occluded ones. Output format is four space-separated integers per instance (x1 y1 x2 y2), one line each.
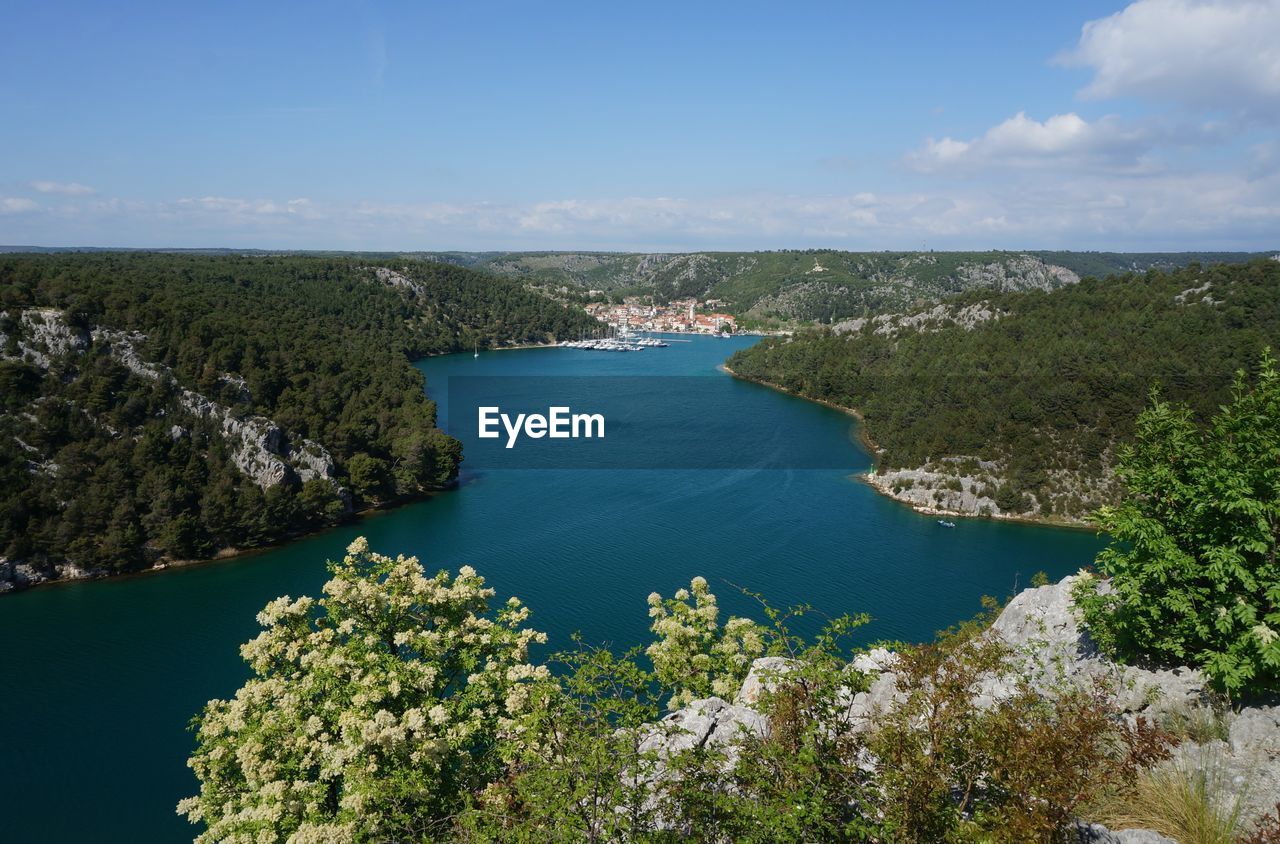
721 363 1093 530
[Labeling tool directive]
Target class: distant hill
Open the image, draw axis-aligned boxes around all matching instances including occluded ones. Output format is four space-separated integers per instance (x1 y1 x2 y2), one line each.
460 249 1275 325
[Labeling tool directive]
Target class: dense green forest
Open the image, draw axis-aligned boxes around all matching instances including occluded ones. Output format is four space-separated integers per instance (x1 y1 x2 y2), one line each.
442 249 1273 325
0 253 597 581
726 259 1280 519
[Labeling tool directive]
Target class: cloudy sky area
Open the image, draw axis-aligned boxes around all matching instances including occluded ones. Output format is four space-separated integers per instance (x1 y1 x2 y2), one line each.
2 0 1278 251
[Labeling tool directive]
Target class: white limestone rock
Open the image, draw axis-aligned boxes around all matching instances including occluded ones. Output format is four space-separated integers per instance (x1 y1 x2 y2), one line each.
12 308 90 368
989 576 1209 715
371 266 425 298
851 646 898 674
627 576 1280 834
734 656 797 707
638 697 767 766
1072 822 1174 843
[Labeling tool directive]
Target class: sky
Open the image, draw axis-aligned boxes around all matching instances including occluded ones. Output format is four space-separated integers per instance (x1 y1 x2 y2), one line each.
1 0 1278 251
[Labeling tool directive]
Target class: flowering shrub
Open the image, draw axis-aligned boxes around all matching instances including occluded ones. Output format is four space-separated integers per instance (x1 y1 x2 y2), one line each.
177 538 547 842
184 548 1185 842
645 576 767 707
458 643 667 841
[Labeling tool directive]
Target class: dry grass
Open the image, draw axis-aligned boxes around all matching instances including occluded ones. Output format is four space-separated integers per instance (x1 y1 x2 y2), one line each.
1100 747 1249 844
1159 700 1233 745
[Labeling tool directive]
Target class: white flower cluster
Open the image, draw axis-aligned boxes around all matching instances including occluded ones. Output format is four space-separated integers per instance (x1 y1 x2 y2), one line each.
645 576 766 708
179 537 548 842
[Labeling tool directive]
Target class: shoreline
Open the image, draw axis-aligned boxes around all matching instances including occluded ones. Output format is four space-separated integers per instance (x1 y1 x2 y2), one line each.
1 489 449 596
720 364 1094 531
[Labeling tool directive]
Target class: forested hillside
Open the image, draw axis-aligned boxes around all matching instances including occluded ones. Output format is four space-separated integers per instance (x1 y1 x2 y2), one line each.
456 249 1272 325
726 259 1280 521
0 254 596 586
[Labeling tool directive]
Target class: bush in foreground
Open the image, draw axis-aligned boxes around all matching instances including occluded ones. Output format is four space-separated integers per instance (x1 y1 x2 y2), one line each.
1076 352 1280 697
183 543 1175 842
178 539 547 842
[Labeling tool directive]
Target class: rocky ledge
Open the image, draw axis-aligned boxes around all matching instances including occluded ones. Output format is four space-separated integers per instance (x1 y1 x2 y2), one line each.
864 457 1116 526
640 577 1279 839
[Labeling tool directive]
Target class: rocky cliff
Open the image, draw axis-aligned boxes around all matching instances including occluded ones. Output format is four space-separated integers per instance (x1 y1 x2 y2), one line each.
1 308 352 592
88 324 345 494
4 310 348 496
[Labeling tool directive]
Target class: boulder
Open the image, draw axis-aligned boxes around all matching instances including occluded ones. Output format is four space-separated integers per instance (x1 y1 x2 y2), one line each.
734 656 796 707
639 697 767 760
1072 822 1174 843
989 576 1209 715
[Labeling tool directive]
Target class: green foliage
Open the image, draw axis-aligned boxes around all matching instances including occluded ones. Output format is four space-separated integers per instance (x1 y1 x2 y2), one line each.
457 642 667 842
0 252 596 576
179 539 548 842
187 543 1182 843
346 453 393 502
645 576 767 707
1076 352 1280 697
468 583 880 843
869 629 1169 843
727 259 1280 516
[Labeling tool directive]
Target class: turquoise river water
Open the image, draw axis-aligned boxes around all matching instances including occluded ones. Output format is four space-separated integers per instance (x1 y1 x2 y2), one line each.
0 335 1105 842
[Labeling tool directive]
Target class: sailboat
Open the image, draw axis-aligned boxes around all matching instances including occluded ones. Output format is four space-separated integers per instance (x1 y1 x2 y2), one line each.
473 340 479 359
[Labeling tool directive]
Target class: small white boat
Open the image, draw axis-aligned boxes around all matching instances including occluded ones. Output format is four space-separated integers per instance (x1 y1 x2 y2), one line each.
937 519 956 528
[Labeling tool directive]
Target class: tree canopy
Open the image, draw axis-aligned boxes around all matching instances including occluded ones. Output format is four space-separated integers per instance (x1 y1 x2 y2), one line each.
727 259 1280 519
0 253 598 575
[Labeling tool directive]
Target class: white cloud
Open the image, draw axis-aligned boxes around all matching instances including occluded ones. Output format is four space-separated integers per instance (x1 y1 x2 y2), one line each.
1060 0 1280 117
29 180 95 196
8 180 1274 251
1 197 38 214
909 112 1156 172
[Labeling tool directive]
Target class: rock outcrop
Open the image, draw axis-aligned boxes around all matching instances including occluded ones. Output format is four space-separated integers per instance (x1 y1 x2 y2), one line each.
2 308 90 368
1073 823 1175 843
638 697 768 767
989 576 1209 714
956 255 1079 292
51 317 347 497
370 266 426 298
865 462 1007 518
640 577 1280 837
833 301 1002 336
863 453 1117 525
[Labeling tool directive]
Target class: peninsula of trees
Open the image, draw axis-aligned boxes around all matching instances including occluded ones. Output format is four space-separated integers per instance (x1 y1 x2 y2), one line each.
726 259 1280 522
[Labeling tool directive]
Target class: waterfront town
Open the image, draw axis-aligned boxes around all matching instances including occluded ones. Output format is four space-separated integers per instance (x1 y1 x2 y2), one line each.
583 297 738 334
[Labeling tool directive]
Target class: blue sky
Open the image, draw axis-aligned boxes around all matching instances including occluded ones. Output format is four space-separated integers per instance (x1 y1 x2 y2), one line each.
2 0 1277 250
